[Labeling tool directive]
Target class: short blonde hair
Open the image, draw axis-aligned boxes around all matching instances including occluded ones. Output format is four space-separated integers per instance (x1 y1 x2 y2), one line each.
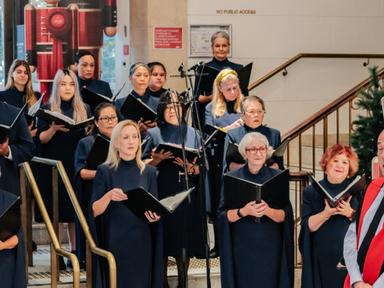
238 132 273 160
104 120 145 173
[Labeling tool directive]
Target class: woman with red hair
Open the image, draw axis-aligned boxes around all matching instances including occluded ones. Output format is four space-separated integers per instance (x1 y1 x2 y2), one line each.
299 144 363 288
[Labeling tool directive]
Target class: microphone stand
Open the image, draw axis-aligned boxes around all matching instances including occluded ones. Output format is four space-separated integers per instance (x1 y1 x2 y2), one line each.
172 62 212 288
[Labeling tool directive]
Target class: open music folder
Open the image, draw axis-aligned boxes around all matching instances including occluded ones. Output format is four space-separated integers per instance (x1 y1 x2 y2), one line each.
86 134 110 170
308 174 365 207
36 109 94 130
123 187 194 219
120 94 157 122
0 103 27 143
0 196 21 241
223 169 290 210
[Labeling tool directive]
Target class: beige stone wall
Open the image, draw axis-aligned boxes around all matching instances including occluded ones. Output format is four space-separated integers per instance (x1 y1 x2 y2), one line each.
129 0 188 92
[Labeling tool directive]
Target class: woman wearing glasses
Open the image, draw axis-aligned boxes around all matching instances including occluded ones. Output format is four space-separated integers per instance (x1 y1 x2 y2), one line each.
219 132 294 288
142 91 205 288
299 144 361 288
224 95 283 171
74 102 118 266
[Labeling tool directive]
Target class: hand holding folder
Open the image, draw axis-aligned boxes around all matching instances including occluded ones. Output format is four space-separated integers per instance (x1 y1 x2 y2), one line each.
36 109 94 130
0 103 27 143
0 196 21 241
308 174 365 207
123 187 194 219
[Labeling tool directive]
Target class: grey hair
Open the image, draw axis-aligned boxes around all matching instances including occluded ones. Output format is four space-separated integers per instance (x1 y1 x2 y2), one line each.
211 30 230 46
238 132 273 160
240 95 266 114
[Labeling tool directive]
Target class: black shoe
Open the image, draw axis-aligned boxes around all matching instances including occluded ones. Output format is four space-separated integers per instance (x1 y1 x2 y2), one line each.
59 256 67 270
32 241 37 252
209 248 219 258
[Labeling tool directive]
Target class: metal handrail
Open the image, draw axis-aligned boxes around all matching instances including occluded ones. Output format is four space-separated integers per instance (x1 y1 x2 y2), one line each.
248 53 384 91
21 162 80 288
30 157 117 288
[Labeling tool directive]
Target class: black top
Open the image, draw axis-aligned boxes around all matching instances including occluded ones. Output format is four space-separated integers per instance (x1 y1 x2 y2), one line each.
78 77 113 98
147 87 167 98
0 87 41 109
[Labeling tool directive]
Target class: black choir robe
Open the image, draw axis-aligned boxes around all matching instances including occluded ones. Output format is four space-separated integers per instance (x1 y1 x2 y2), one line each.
78 77 113 99
0 189 26 288
148 87 167 98
219 165 294 288
224 124 284 170
74 134 97 263
35 100 90 222
299 177 361 288
142 123 206 258
0 87 41 109
205 100 241 216
0 102 34 196
89 160 163 288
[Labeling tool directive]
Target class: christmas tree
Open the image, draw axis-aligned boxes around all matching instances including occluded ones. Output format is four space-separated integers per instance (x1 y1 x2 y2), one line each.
351 66 384 179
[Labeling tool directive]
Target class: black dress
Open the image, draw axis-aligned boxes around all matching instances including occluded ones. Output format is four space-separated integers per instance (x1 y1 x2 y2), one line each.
219 165 294 288
0 102 34 196
35 100 90 222
90 160 163 288
142 123 206 258
0 189 26 288
299 177 361 288
74 134 97 262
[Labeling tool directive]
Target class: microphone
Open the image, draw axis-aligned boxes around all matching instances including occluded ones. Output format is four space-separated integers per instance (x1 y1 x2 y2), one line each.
178 63 185 77
188 61 204 72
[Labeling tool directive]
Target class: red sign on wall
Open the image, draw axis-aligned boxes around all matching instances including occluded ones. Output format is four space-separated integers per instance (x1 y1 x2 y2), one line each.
154 27 182 49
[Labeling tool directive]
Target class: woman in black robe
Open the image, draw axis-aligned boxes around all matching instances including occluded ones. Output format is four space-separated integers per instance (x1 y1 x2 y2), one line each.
0 102 34 197
142 91 206 287
36 69 91 265
74 102 118 266
204 68 244 257
219 132 294 288
0 59 41 137
299 144 362 288
0 189 26 288
115 63 159 134
193 30 243 128
90 120 163 288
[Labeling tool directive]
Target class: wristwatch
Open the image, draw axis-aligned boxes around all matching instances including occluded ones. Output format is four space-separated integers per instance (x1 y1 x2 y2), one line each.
237 208 244 218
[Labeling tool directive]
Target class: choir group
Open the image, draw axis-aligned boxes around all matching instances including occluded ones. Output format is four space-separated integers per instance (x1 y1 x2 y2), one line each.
0 30 383 288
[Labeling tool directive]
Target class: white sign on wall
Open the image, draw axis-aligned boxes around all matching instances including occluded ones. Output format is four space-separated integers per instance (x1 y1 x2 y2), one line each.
189 24 231 58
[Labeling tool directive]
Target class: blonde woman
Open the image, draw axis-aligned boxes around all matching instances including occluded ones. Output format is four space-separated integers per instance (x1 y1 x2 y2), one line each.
36 69 91 269
204 68 243 257
91 120 162 288
205 68 243 130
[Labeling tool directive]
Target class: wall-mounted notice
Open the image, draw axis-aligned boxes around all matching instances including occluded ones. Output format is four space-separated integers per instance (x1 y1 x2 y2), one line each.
154 27 183 49
189 24 231 58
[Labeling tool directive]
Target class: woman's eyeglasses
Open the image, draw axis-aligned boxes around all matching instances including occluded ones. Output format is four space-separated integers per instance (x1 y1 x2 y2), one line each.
98 116 117 123
245 146 267 154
